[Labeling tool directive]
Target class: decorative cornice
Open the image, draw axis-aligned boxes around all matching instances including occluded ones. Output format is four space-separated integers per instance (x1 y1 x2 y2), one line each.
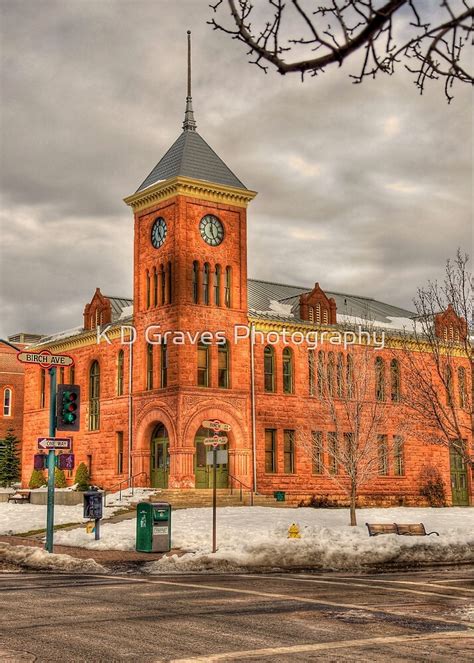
123 176 257 212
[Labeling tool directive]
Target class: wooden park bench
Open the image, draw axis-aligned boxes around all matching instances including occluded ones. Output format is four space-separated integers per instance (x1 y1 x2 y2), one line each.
8 490 31 504
366 522 439 537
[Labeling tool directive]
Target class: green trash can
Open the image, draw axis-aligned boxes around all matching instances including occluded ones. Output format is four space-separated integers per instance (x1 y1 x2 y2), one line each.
274 491 285 502
136 502 171 552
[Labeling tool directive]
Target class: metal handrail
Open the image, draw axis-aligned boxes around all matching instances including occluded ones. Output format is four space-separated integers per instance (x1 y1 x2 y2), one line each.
228 473 254 506
104 471 149 506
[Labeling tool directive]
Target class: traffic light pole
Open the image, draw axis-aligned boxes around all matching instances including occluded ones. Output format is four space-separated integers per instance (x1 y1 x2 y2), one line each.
46 367 57 553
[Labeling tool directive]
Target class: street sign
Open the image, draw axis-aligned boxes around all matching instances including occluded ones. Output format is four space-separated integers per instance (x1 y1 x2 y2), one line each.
202 420 231 432
37 437 72 450
17 349 74 368
206 450 228 465
204 436 228 446
57 453 75 470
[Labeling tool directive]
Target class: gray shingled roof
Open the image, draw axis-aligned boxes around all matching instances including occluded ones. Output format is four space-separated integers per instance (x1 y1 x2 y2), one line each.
247 278 415 327
136 130 247 193
103 296 133 322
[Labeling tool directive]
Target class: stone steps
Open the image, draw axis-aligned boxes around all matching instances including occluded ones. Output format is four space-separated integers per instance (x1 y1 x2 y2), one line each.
145 489 297 509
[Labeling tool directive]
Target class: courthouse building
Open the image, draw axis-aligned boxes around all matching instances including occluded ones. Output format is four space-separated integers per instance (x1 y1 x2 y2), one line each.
21 62 472 506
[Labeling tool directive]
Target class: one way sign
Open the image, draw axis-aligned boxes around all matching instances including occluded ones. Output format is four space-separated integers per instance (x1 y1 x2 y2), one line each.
37 437 72 450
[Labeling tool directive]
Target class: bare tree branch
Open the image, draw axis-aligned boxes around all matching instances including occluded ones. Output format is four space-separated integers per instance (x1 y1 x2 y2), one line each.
209 0 473 100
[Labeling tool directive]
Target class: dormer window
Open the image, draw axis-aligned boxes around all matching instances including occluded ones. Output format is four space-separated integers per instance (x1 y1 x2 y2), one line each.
299 283 336 325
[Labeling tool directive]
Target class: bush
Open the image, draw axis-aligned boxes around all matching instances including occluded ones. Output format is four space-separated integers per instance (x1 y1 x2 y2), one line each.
29 469 47 489
0 428 21 487
74 462 90 491
303 494 341 508
419 466 447 507
54 467 67 488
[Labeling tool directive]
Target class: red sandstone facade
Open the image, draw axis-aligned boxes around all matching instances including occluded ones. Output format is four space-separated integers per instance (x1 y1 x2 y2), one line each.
19 110 473 507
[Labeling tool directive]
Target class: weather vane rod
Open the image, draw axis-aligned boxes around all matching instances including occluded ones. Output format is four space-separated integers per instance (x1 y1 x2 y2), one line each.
183 30 197 131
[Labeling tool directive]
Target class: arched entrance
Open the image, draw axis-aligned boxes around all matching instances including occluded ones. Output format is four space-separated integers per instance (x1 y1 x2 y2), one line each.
150 423 170 488
195 426 229 489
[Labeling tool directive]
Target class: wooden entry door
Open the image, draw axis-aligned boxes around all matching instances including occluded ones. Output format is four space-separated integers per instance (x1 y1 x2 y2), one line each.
151 431 169 489
450 447 469 506
195 430 228 489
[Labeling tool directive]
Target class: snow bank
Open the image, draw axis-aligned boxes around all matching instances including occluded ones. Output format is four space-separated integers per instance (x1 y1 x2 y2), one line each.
0 543 106 574
53 506 474 573
0 503 85 535
105 487 155 507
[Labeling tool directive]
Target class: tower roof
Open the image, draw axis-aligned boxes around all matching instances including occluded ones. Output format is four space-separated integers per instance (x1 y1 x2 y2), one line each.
135 130 247 193
135 31 247 194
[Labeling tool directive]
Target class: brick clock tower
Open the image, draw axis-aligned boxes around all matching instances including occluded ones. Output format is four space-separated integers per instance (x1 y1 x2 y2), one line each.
124 33 257 488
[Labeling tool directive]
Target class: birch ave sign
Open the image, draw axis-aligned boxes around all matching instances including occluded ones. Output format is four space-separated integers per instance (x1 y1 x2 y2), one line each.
202 420 231 432
17 349 74 368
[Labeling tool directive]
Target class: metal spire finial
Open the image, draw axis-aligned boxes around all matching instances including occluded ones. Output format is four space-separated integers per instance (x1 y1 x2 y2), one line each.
183 30 197 132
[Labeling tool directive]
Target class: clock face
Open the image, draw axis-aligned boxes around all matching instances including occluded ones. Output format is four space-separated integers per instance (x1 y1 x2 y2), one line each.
151 217 167 249
199 214 224 246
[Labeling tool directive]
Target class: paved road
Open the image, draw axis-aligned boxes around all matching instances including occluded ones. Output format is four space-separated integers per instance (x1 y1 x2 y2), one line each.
0 567 473 662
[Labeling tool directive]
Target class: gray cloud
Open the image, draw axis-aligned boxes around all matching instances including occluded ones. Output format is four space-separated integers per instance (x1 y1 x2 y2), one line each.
0 0 471 337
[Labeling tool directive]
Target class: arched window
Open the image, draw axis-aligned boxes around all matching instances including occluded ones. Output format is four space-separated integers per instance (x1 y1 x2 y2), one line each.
327 352 335 397
89 361 100 431
317 351 325 398
375 357 385 402
323 309 328 324
308 307 314 323
193 261 199 304
117 350 124 396
346 354 354 399
315 303 321 324
167 261 172 304
203 263 210 305
283 348 294 394
146 343 154 390
308 349 315 396
153 268 158 306
160 264 166 305
161 342 168 388
264 345 275 393
390 358 401 402
445 365 453 406
69 365 75 384
218 339 230 388
3 388 12 416
40 369 46 408
145 270 150 309
197 339 210 387
214 265 221 306
225 266 232 308
336 353 344 398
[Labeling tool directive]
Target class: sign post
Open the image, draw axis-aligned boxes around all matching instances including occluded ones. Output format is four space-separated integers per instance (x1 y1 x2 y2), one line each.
46 367 57 553
17 349 75 553
203 421 231 554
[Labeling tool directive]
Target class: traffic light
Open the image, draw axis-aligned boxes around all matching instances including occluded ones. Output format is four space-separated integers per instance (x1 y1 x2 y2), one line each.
56 384 80 432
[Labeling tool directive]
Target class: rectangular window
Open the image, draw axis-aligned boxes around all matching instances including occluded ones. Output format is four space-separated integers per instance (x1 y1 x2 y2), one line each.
87 454 92 479
308 350 315 396
312 431 323 474
117 432 124 474
146 344 153 390
328 432 338 475
218 342 229 388
265 429 276 473
197 344 209 387
317 352 324 398
161 343 168 388
40 369 46 408
283 429 295 474
393 435 404 476
59 367 65 385
344 432 354 465
69 366 75 384
378 434 388 476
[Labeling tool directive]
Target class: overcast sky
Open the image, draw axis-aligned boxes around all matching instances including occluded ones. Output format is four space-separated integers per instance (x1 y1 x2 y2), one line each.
0 0 471 338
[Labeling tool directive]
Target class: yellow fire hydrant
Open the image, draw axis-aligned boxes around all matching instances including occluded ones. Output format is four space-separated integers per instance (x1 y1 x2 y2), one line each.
288 523 301 539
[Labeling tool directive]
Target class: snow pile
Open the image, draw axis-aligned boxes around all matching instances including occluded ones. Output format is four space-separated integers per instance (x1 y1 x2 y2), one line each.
53 506 474 573
119 305 133 320
105 487 154 507
0 543 106 574
0 503 85 535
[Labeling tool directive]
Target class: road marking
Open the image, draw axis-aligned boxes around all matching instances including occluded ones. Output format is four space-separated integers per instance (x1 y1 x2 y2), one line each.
94 575 471 626
167 631 474 662
332 575 474 594
256 574 472 600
